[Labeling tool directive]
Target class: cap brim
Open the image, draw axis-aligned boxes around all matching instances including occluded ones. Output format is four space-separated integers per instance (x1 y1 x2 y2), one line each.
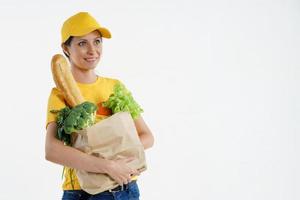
97 27 111 39
62 26 112 43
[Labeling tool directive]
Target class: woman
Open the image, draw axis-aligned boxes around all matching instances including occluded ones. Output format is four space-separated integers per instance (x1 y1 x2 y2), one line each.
45 12 154 200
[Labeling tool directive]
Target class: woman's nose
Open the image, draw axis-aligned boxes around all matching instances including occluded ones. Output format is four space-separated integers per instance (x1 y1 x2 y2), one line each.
87 43 98 55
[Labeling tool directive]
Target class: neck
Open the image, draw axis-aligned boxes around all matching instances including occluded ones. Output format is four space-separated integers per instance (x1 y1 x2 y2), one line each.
71 67 97 84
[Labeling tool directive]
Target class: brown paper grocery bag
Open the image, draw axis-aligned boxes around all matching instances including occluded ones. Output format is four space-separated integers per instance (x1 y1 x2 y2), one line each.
71 112 147 195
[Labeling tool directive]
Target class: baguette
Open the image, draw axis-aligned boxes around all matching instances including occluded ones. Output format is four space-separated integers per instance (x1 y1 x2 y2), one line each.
51 54 84 107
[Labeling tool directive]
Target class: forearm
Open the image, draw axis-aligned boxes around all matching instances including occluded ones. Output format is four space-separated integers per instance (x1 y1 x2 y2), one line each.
45 123 109 174
139 131 154 149
134 116 154 149
46 140 108 173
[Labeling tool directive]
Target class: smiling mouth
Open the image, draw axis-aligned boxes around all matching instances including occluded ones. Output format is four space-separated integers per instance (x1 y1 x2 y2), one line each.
84 58 98 62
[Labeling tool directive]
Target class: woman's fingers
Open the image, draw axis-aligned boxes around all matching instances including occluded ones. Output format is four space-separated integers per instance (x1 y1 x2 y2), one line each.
130 169 140 176
118 175 130 185
106 157 141 186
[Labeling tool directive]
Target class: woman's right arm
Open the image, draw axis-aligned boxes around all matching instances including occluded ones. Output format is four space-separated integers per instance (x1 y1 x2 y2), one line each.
45 122 138 185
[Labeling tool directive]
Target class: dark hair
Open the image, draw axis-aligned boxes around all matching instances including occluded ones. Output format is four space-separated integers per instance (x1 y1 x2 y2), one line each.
64 36 74 46
63 36 73 58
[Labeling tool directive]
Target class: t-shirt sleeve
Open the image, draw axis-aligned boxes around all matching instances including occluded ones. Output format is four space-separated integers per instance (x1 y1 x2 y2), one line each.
46 88 67 129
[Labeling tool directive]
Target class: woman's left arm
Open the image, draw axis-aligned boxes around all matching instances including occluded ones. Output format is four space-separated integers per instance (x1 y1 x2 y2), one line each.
134 116 154 149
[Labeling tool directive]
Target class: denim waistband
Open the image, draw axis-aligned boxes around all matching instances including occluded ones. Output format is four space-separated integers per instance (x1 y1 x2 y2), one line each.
107 180 137 192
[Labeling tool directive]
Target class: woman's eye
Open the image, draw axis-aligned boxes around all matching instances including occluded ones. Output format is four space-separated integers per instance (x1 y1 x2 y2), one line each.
78 41 86 46
95 39 102 45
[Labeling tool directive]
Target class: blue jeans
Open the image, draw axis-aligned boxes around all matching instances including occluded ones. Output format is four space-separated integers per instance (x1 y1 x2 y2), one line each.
62 181 140 200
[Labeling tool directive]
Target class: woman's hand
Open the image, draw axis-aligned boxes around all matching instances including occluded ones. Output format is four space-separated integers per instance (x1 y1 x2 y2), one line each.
104 157 139 186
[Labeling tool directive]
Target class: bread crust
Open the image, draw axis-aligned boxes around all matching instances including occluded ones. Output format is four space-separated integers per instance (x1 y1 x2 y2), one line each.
51 54 84 107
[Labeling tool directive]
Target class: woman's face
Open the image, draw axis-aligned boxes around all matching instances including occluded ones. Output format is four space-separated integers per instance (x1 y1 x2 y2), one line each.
63 30 102 70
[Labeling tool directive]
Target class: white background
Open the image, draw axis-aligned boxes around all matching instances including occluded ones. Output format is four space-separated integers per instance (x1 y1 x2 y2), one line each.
0 0 298 199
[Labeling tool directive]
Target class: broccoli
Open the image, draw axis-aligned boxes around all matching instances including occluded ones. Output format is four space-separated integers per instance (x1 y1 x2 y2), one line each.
51 101 97 145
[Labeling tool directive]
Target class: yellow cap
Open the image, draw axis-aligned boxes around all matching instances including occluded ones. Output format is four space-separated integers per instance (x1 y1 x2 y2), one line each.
61 12 111 43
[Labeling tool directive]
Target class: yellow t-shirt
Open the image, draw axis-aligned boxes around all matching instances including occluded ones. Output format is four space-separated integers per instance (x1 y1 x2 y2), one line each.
46 76 137 190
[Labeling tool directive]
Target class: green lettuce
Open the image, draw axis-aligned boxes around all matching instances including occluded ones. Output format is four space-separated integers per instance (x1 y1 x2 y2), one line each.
102 82 143 119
